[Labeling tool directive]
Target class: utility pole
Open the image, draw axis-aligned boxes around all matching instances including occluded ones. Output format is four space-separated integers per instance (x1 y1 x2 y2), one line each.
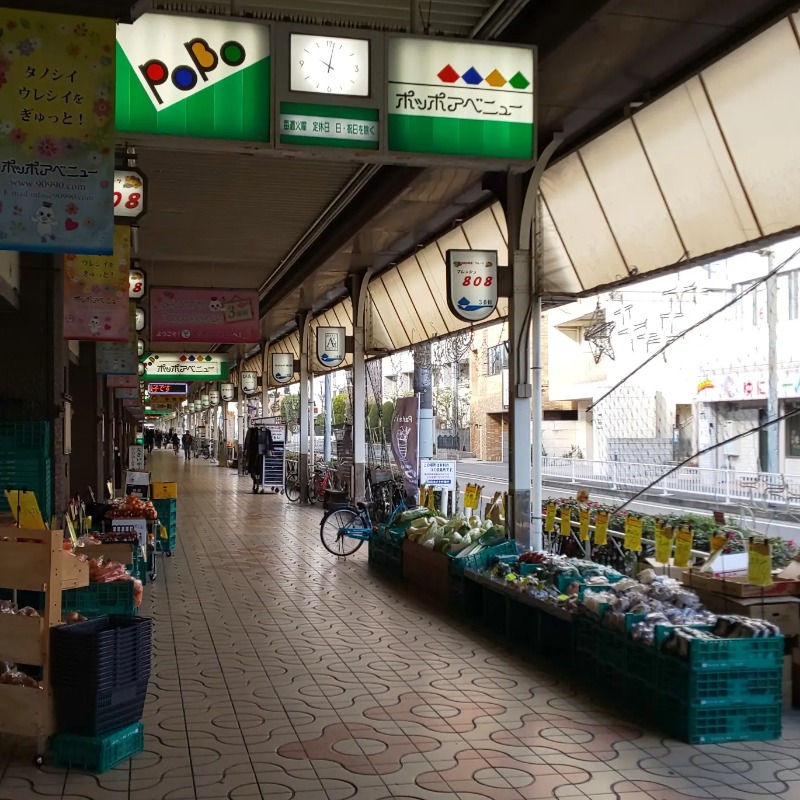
765 250 779 474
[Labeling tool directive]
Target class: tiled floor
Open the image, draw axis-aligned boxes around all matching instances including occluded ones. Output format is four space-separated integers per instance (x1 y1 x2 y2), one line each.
2 452 800 800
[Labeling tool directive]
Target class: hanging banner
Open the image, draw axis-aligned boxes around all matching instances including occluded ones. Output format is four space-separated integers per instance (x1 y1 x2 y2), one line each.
316 326 346 368
63 226 131 341
446 249 498 323
0 10 116 255
113 168 146 222
115 13 271 142
96 305 137 374
107 374 138 389
391 396 419 502
271 353 294 385
209 390 220 405
150 287 260 344
140 353 228 381
240 371 258 394
221 383 235 401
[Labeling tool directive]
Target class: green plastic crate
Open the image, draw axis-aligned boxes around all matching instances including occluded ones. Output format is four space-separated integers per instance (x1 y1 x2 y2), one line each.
597 626 627 671
50 721 143 772
449 540 518 575
0 421 50 452
626 641 658 690
662 701 782 744
63 582 137 618
659 656 782 707
669 634 784 670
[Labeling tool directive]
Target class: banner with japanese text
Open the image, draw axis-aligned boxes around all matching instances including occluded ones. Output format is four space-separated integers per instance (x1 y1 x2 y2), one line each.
390 396 420 503
0 10 115 255
96 304 138 374
150 287 260 344
63 226 130 340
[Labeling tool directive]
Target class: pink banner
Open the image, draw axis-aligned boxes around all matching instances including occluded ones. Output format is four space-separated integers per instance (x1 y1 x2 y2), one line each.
150 288 260 344
63 227 131 341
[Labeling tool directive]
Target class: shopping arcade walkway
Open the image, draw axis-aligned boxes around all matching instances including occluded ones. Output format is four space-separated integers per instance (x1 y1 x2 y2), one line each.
2 452 800 800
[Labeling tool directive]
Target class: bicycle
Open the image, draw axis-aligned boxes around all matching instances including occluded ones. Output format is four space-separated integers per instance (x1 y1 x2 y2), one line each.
319 496 408 557
199 443 211 459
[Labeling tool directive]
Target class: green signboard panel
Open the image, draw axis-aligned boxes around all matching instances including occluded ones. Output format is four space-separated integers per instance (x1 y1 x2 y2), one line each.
387 37 534 161
279 102 378 149
141 353 229 382
115 14 270 142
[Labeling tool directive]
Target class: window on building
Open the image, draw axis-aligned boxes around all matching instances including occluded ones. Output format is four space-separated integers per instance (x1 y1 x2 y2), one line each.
789 271 799 321
487 343 508 375
787 403 800 458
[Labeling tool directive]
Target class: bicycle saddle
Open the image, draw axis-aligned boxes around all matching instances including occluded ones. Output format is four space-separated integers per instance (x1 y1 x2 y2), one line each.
356 501 373 511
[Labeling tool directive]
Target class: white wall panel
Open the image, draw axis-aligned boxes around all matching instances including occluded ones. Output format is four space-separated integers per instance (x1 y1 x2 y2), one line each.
702 20 800 236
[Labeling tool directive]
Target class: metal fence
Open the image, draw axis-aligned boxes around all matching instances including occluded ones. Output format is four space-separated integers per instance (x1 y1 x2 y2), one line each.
542 456 800 507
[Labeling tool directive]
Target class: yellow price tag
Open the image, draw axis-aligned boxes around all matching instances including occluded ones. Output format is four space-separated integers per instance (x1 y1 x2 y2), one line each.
594 512 609 546
544 503 556 533
654 525 674 565
579 508 590 541
674 528 693 568
159 525 168 540
426 486 435 511
560 507 572 537
65 515 78 548
4 489 47 531
464 484 478 509
748 540 773 587
624 516 643 552
710 533 728 553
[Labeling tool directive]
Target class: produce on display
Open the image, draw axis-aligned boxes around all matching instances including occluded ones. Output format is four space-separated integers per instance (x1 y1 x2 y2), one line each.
405 511 506 555
0 661 41 688
105 496 158 521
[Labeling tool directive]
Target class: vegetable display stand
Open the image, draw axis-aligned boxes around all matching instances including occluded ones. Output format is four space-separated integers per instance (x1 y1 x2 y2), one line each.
402 540 449 604
368 528 403 578
0 529 89 763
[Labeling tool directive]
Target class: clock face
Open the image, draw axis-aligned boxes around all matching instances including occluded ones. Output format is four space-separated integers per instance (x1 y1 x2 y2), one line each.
290 33 369 97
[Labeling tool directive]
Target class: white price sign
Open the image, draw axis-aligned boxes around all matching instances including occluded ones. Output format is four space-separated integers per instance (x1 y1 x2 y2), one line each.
419 459 457 490
128 445 145 470
112 518 148 548
446 249 498 323
113 169 146 221
271 353 294 385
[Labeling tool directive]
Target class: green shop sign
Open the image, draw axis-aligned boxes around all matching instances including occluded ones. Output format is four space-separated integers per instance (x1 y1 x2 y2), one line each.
116 13 271 141
141 353 229 382
279 102 378 149
387 37 535 161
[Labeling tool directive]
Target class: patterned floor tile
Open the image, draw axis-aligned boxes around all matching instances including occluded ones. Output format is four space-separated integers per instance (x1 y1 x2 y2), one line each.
2 453 800 800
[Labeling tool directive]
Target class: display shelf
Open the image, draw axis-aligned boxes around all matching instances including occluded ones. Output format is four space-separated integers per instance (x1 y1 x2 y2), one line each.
0 529 89 759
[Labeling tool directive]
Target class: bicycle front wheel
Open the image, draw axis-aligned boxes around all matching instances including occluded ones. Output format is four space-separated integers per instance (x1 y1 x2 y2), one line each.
320 507 365 557
285 475 300 502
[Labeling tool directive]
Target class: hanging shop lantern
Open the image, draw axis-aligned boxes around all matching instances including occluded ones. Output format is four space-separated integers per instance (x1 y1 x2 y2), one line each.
240 371 258 394
209 390 220 405
201 394 210 409
221 382 235 401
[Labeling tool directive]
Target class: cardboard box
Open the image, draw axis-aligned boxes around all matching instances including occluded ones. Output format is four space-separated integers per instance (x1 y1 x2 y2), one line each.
682 569 800 598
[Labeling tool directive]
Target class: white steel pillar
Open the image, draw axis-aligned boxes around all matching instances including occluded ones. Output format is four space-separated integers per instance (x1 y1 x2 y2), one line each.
765 250 779 474
297 311 311 503
347 270 373 502
323 372 332 462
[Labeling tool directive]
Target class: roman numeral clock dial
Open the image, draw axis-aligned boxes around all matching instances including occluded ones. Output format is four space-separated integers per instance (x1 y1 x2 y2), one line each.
289 33 370 97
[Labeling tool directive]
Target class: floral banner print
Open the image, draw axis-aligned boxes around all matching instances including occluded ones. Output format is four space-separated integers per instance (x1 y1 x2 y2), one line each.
63 225 130 341
0 10 115 255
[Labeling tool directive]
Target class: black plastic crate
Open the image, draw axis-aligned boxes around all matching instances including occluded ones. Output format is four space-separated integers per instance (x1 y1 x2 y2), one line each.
51 616 152 691
54 679 148 736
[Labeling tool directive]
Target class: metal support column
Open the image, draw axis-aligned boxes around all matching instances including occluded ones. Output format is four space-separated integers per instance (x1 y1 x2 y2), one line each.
506 172 532 549
347 270 373 502
414 343 434 459
765 250 779 474
297 311 311 503
324 372 332 462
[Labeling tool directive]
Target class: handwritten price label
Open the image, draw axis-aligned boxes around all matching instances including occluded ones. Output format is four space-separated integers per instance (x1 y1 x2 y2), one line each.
748 541 773 587
654 525 674 565
560 507 571 537
624 516 643 552
674 528 693 568
594 512 609 546
579 508 590 541
544 503 556 533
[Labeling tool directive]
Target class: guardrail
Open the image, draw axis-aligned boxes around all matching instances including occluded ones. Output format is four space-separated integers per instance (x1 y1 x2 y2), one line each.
542 457 800 507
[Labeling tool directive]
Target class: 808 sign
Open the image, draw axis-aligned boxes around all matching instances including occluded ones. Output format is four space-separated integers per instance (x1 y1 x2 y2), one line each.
113 169 147 222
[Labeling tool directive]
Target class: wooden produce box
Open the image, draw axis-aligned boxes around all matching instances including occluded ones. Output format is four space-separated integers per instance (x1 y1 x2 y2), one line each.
402 540 450 604
79 541 137 566
682 569 800 598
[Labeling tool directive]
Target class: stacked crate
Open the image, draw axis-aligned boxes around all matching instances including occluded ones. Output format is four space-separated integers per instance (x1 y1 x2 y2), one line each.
152 482 178 554
0 422 52 519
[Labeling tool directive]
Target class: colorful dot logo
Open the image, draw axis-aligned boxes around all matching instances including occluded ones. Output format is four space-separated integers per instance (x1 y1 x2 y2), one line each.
437 64 530 90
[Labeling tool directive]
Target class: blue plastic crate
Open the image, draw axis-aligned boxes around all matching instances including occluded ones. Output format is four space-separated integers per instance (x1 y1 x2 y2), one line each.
50 722 143 772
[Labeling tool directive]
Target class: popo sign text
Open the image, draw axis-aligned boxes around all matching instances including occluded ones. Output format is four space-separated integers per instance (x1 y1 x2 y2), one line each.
446 249 498 323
